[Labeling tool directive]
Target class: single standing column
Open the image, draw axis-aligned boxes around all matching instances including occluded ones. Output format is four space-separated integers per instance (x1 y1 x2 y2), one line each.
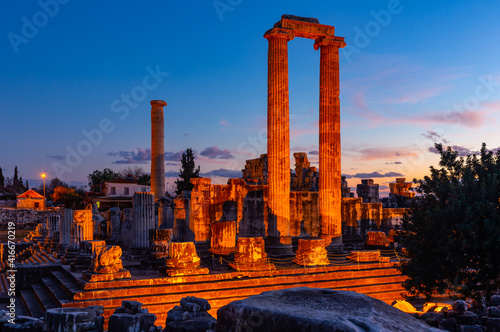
151 100 167 202
264 28 294 257
57 209 72 258
73 210 93 244
314 36 346 249
131 192 155 257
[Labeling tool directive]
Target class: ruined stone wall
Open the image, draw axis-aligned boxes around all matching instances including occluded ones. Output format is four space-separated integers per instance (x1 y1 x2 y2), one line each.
0 208 60 229
289 191 320 237
187 178 266 243
173 179 406 244
242 154 268 185
291 153 319 192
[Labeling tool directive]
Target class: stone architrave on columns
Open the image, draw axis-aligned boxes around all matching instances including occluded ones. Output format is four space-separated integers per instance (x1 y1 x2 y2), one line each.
151 100 167 202
264 28 294 256
132 192 155 249
314 36 346 248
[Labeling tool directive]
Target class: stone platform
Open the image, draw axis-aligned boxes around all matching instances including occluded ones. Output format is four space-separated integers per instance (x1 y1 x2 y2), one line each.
82 269 132 282
1 245 408 330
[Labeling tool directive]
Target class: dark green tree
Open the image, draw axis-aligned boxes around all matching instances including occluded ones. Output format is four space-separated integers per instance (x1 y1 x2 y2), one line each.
0 167 4 187
88 168 119 189
13 166 19 189
175 148 200 195
400 143 500 300
51 185 85 209
137 173 151 186
36 177 68 199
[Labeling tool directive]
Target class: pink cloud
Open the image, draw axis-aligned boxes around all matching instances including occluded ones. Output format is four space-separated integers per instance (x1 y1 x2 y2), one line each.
219 119 231 127
344 145 421 162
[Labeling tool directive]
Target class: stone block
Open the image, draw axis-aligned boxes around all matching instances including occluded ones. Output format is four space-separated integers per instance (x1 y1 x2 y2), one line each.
489 295 500 307
108 300 156 332
484 317 500 332
347 250 381 262
165 242 208 277
45 306 104 332
229 237 275 272
488 306 500 318
216 288 442 332
293 239 329 266
165 297 216 332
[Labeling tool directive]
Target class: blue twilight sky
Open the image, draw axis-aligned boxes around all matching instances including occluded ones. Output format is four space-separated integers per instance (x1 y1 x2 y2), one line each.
1 0 500 196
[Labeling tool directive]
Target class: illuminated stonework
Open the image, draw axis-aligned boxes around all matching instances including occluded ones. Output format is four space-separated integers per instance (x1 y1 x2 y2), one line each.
150 100 167 202
229 237 275 272
210 220 236 255
264 16 346 252
165 242 209 276
293 239 330 266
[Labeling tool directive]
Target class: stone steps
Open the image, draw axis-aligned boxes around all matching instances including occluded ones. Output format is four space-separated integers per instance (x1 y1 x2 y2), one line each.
73 267 404 300
20 288 45 319
56 265 405 327
39 250 56 263
15 295 30 316
41 277 73 307
50 270 82 298
31 283 58 312
31 252 44 264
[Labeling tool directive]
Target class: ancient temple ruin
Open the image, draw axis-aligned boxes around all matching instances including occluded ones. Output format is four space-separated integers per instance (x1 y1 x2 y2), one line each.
1 15 410 329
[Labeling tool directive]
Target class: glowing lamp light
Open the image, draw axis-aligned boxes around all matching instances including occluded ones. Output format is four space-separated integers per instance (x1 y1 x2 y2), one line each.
41 172 47 200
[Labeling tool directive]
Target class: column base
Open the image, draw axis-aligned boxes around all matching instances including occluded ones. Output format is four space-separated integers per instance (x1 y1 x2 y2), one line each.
320 234 344 255
265 236 294 258
293 238 330 266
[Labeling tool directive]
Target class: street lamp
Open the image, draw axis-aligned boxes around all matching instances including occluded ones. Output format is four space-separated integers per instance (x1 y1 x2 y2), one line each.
41 173 46 198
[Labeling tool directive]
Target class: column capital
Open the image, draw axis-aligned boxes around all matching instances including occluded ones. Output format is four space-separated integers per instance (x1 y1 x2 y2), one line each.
264 28 294 42
150 100 167 107
313 36 346 50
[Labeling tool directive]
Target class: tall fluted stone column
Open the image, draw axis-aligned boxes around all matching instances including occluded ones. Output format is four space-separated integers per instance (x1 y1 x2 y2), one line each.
314 36 346 249
151 100 167 202
131 192 155 257
264 28 294 257
56 209 72 258
46 215 60 251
